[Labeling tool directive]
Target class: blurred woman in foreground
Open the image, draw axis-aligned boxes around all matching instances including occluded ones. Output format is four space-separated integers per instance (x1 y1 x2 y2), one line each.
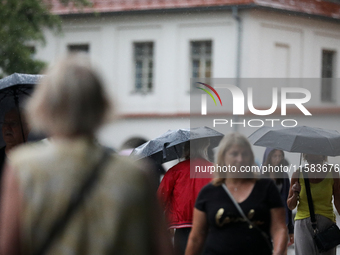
185 133 287 255
0 54 172 255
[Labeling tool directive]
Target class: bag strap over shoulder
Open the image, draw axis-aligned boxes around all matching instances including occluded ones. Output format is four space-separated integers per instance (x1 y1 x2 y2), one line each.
221 184 252 226
302 170 318 232
35 147 112 255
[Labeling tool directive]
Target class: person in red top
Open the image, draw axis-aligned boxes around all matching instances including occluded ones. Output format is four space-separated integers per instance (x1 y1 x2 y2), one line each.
157 139 212 255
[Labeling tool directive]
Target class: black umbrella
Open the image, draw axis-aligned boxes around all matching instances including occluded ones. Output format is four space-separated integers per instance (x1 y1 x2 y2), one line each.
130 126 224 164
248 126 340 156
0 73 43 147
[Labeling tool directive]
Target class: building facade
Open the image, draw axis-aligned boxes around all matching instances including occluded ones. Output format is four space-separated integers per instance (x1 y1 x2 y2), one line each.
34 0 340 163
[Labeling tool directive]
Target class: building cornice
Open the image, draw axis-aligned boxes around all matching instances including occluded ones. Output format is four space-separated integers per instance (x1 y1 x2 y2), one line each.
50 0 340 20
118 107 340 119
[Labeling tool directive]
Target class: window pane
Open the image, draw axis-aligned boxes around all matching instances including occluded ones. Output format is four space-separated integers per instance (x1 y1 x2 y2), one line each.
321 79 333 102
147 81 152 90
205 60 211 78
322 50 334 78
135 60 143 90
192 60 200 78
147 43 153 55
205 41 212 55
191 42 200 56
321 50 336 102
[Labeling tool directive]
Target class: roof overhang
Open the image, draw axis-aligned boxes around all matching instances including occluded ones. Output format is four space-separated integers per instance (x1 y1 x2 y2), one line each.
49 0 340 22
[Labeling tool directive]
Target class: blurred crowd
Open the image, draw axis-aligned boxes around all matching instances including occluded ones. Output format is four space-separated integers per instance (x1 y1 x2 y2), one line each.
0 53 339 255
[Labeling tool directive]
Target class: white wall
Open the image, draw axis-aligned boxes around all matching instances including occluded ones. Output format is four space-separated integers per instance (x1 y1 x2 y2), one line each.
243 10 340 79
37 13 235 115
36 10 340 111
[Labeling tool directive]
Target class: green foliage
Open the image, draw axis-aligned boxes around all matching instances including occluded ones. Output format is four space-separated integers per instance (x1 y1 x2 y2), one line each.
0 0 90 76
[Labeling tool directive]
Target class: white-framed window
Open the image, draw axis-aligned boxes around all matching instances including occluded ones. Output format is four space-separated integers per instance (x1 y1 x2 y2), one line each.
191 40 212 79
133 42 154 93
321 49 336 102
68 44 90 53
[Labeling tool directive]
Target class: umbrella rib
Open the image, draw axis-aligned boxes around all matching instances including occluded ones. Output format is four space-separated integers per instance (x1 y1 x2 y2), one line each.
20 91 31 96
0 94 8 102
315 129 335 156
291 127 309 153
289 133 299 152
326 139 335 156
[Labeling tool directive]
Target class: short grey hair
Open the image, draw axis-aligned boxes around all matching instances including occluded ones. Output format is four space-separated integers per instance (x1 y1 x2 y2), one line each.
26 54 112 136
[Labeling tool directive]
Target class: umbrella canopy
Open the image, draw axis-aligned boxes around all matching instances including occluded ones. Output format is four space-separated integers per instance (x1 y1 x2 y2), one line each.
248 126 340 156
130 126 224 164
0 73 42 91
0 73 44 147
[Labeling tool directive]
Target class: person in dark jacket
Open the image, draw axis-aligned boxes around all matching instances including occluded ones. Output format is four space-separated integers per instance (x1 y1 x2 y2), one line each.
157 139 212 255
263 147 294 254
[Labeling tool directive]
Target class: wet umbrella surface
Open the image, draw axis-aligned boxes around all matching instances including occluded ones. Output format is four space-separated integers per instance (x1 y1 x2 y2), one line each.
130 126 224 164
0 73 44 147
248 126 340 156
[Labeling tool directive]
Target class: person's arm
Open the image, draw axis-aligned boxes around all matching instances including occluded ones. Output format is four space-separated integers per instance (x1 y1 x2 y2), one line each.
332 171 340 215
0 164 21 255
185 208 208 255
270 207 288 255
287 171 300 210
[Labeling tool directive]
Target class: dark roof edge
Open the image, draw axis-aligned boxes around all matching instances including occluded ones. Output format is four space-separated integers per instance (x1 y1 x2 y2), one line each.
57 4 256 18
57 3 340 23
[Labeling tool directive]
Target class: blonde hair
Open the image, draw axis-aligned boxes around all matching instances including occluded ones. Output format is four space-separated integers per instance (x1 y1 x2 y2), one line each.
26 54 112 136
212 133 255 186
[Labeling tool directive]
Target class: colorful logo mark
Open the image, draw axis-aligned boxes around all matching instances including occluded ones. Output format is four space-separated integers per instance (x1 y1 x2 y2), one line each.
196 82 223 106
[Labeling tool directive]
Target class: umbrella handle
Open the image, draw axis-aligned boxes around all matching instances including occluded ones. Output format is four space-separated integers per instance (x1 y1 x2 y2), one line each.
14 91 26 143
163 143 170 160
173 146 181 161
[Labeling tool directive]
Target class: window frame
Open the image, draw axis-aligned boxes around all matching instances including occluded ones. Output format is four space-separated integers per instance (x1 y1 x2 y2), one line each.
133 41 154 94
190 40 213 91
321 49 336 103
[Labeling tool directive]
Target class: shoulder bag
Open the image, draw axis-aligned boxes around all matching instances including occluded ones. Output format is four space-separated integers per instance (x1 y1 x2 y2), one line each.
302 170 340 253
